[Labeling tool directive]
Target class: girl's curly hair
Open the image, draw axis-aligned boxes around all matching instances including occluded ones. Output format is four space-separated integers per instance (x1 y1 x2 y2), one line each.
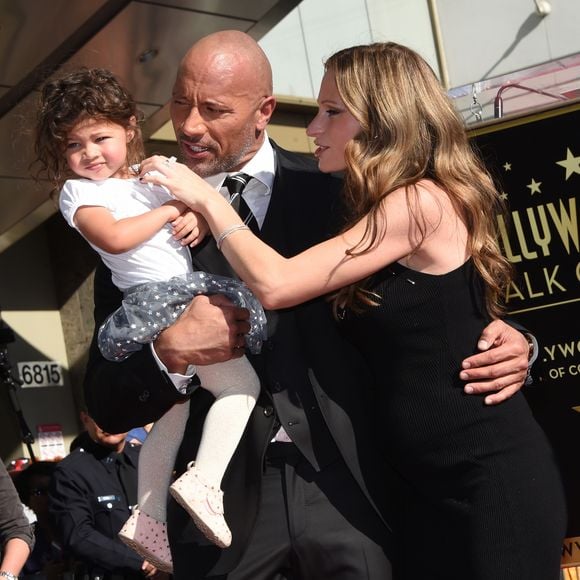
33 67 144 188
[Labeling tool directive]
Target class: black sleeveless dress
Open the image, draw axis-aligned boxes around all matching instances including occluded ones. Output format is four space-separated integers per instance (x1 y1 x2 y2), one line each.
340 260 566 579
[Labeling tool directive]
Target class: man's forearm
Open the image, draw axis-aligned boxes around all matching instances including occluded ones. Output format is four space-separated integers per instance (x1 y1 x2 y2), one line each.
84 343 189 433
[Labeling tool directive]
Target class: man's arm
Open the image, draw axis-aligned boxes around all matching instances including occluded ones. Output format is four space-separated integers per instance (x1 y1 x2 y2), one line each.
84 262 249 434
83 261 185 433
460 319 534 405
152 294 250 374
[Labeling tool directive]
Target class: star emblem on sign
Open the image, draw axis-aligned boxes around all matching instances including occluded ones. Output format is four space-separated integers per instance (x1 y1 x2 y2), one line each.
556 148 580 180
527 178 542 195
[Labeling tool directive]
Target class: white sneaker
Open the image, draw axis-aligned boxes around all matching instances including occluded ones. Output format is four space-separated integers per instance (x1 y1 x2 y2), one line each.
118 508 173 573
169 466 232 548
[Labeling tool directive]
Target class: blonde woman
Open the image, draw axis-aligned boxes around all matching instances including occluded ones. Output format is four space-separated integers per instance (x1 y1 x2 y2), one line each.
138 42 566 579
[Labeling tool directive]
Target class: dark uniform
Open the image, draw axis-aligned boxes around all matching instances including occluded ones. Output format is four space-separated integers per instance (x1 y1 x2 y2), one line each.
48 432 144 580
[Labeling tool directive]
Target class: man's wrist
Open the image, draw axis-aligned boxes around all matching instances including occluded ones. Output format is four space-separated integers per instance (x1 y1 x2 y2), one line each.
523 332 538 386
523 332 538 365
150 331 191 374
0 571 19 580
149 343 198 394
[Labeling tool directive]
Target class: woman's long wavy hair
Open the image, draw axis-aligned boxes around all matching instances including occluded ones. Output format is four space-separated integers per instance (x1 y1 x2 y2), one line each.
33 67 144 189
326 42 512 318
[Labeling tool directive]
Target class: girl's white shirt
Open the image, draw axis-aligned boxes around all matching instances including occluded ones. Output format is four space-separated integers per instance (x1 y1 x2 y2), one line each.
59 177 192 290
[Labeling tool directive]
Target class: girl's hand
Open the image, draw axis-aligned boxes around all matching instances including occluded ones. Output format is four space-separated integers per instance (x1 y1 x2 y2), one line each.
171 209 209 247
139 155 219 210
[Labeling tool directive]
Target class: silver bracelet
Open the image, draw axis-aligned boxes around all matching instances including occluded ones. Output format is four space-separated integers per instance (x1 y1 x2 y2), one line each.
216 224 250 250
0 571 19 580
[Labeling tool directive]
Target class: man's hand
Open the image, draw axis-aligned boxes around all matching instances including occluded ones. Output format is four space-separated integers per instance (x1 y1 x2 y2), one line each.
153 294 251 374
460 319 531 406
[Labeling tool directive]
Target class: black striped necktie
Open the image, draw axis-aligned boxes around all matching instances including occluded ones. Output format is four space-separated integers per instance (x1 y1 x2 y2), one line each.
223 173 259 233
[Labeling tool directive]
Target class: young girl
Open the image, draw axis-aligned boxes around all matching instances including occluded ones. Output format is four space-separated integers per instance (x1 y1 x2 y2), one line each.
33 68 266 573
140 43 567 579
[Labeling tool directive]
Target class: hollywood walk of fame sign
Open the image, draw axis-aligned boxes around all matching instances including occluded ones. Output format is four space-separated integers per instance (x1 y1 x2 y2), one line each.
471 103 580 568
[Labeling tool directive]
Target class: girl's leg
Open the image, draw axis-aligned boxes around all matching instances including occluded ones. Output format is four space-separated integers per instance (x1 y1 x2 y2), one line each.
138 402 190 519
119 402 190 573
170 356 260 547
194 356 260 486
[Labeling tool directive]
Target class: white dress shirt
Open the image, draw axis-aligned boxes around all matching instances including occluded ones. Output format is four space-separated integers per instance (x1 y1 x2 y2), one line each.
151 136 276 391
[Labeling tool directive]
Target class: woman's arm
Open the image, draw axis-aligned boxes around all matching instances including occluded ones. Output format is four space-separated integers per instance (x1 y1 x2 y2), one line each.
138 156 533 406
139 157 426 309
74 200 186 254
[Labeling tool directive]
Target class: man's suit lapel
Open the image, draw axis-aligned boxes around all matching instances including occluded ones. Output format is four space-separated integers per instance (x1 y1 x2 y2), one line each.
259 169 291 255
261 145 315 258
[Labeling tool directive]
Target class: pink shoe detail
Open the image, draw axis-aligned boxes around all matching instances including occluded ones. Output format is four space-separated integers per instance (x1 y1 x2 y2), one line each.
119 509 173 573
169 466 232 548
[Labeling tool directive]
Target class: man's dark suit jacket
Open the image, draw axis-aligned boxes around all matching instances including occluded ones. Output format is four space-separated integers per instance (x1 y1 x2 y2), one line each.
84 142 392 576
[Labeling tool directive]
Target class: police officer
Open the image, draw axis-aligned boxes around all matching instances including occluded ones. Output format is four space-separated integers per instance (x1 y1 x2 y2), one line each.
48 411 164 579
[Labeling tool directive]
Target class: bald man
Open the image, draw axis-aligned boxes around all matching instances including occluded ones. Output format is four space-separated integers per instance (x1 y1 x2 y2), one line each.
85 31 533 580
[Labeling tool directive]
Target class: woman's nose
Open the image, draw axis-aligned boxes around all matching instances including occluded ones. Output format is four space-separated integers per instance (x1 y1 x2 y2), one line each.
306 114 322 137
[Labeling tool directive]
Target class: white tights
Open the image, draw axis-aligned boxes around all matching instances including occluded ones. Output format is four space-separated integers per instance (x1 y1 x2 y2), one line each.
136 356 260 523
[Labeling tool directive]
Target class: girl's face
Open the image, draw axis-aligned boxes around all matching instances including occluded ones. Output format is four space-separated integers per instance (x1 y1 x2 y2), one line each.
306 71 361 173
65 118 134 180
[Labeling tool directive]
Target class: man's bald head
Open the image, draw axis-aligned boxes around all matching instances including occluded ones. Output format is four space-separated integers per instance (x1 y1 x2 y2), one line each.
179 30 273 97
170 30 276 176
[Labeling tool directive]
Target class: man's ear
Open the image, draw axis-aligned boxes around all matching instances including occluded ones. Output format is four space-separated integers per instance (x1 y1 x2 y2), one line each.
256 96 276 131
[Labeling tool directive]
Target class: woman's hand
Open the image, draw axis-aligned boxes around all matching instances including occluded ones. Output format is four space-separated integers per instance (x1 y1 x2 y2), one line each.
139 155 246 243
139 155 219 210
